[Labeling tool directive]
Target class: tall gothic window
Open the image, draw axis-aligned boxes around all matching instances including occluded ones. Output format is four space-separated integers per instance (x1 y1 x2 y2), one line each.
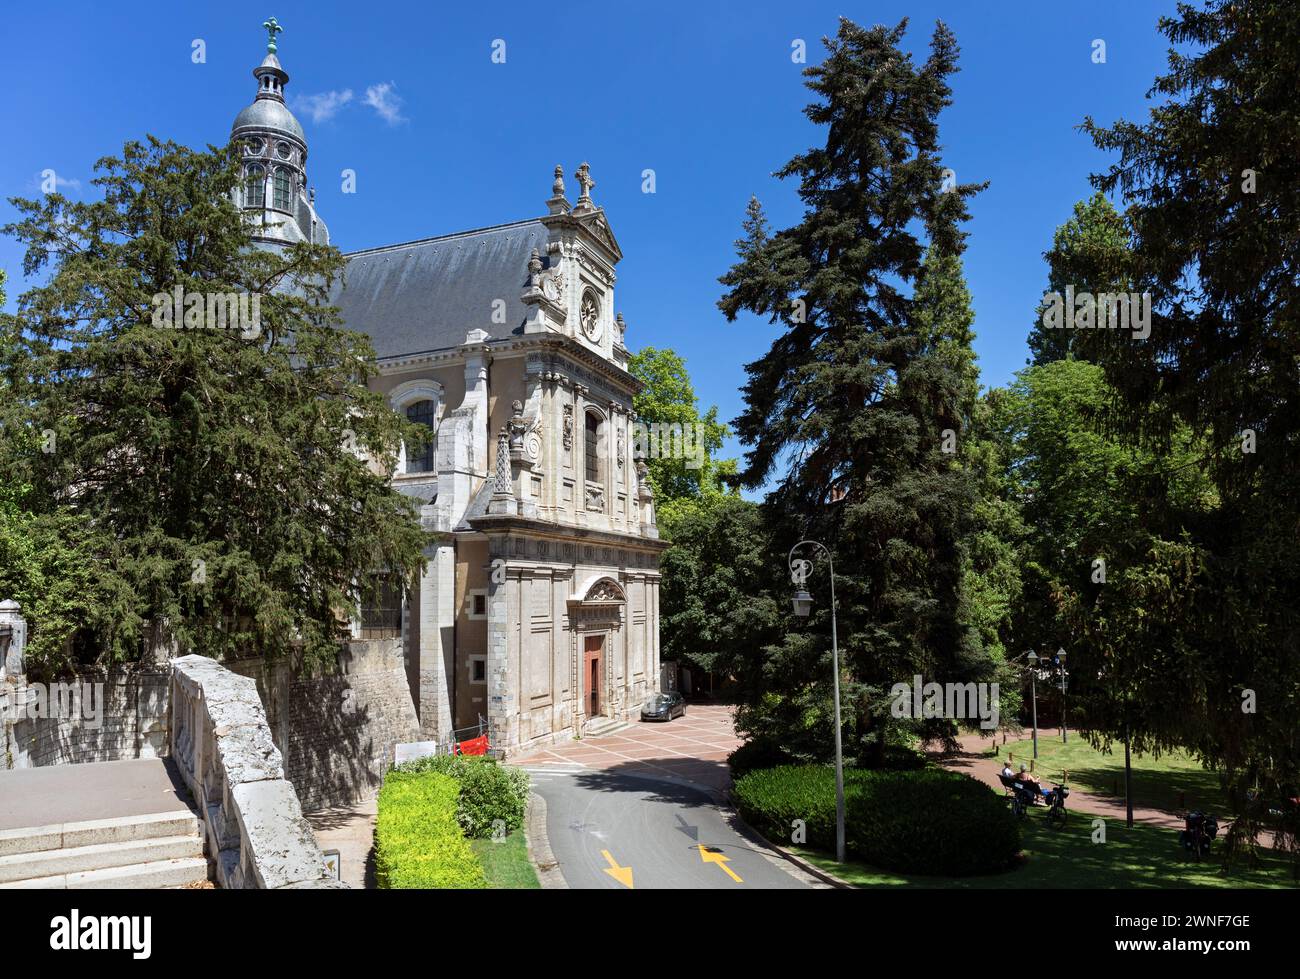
272 168 292 210
405 399 436 473
245 165 264 207
585 412 601 484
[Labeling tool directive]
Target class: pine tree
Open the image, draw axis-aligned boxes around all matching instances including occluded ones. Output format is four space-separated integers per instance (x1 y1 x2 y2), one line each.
718 18 988 760
0 137 427 669
1080 0 1300 860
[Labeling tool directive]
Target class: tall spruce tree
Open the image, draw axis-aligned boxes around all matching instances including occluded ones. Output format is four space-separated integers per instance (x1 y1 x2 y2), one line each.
1079 0 1300 860
1027 192 1134 366
718 18 988 760
0 137 427 670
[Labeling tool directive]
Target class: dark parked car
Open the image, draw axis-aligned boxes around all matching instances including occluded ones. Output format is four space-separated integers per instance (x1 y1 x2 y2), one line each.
641 691 686 722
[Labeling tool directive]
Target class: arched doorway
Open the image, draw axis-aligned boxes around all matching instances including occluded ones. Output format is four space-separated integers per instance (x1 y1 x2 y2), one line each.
569 576 627 724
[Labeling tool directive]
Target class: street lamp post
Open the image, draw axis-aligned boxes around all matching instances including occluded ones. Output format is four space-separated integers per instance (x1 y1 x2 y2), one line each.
789 540 846 864
1055 648 1068 744
1026 651 1039 760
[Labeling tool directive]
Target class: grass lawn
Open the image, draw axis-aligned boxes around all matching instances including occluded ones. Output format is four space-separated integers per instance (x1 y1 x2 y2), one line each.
793 815 1299 889
974 731 1228 815
471 830 541 889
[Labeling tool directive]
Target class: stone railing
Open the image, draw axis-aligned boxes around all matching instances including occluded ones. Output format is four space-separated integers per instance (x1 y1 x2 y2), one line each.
169 654 344 889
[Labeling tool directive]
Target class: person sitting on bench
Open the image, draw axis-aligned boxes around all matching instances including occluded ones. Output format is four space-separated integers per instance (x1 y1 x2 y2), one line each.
1017 763 1041 792
1001 761 1015 780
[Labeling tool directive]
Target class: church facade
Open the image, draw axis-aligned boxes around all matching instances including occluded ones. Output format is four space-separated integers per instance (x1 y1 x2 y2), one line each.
230 24 667 754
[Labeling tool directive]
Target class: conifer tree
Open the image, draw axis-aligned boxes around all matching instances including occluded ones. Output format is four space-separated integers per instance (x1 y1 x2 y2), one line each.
0 138 426 669
718 18 988 759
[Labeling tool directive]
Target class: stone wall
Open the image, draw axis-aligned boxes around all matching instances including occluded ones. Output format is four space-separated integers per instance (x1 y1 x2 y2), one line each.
2 671 170 770
226 638 420 811
2 597 418 810
170 655 342 889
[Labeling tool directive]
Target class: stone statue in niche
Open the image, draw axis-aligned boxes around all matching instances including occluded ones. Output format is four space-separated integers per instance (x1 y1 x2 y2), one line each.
562 403 574 451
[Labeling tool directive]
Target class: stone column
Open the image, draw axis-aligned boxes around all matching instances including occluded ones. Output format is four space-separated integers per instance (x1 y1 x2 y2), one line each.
0 599 26 681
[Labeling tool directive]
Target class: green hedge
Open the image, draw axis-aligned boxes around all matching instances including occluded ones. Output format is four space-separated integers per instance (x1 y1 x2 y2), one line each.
392 754 529 839
375 772 488 889
733 764 1021 876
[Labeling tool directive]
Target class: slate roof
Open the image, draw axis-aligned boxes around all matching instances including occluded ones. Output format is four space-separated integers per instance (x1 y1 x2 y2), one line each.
330 219 549 359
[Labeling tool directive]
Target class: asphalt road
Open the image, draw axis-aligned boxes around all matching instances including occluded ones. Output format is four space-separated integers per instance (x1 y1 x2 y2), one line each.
527 767 814 889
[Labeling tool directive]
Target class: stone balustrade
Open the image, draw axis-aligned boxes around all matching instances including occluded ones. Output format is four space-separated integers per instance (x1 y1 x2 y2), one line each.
169 654 344 889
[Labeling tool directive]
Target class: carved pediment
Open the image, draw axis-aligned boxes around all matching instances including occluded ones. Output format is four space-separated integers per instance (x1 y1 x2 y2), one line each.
571 576 626 605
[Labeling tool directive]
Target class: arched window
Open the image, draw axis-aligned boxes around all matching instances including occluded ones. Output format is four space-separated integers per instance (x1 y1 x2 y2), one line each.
272 168 292 210
584 412 601 484
405 399 436 473
245 165 264 207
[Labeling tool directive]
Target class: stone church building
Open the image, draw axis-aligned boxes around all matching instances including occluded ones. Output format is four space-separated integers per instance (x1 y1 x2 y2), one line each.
230 25 666 754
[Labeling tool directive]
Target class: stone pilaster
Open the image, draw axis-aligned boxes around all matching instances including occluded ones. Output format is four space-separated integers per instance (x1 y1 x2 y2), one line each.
416 542 455 738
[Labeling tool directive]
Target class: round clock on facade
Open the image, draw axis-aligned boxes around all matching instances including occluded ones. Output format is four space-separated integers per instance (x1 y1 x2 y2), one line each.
580 291 601 341
542 274 561 302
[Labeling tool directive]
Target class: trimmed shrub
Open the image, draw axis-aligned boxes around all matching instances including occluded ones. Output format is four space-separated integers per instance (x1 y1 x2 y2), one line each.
727 738 794 780
392 754 530 839
375 772 487 889
846 769 1021 876
733 764 1020 877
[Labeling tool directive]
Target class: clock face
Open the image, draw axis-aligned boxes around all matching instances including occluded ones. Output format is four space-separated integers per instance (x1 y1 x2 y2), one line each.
580 292 601 341
542 274 561 302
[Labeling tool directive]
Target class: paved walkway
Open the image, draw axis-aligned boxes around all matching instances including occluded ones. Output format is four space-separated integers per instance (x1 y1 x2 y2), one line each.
0 758 195 831
305 797 377 889
938 730 1184 830
509 703 741 800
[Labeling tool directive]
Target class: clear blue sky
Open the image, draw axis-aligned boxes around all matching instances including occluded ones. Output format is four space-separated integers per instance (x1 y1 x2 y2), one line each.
1 0 1179 469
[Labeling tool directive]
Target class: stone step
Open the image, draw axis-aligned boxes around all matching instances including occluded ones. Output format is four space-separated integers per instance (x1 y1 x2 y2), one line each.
582 717 629 738
0 856 210 890
0 833 203 884
0 810 201 858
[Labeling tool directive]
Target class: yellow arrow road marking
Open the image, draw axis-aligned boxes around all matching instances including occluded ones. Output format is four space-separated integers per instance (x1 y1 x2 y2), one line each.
601 849 634 889
697 844 743 883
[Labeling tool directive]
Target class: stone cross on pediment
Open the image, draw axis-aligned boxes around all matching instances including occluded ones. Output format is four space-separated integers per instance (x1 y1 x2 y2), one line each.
575 163 595 202
263 17 284 53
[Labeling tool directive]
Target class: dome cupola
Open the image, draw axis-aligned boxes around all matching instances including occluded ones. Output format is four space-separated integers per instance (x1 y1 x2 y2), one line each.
230 17 329 247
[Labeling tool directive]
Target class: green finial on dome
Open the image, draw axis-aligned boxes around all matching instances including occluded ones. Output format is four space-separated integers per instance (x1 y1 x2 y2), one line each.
262 17 284 54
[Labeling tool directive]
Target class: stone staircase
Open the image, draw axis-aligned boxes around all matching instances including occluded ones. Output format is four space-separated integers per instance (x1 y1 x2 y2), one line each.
0 810 209 889
582 715 629 739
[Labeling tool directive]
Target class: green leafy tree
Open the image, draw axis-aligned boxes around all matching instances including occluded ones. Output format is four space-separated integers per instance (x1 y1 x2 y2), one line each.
718 18 990 762
657 495 780 682
998 362 1211 746
0 137 426 671
1078 0 1300 860
627 345 731 508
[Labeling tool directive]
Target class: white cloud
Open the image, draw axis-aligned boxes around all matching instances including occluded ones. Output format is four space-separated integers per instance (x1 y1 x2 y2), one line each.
293 88 354 124
363 82 406 125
